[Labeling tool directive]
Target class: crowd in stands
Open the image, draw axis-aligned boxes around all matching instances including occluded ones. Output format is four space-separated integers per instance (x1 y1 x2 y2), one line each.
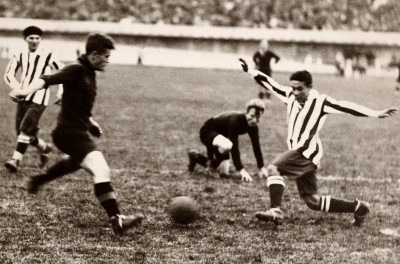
1 0 399 32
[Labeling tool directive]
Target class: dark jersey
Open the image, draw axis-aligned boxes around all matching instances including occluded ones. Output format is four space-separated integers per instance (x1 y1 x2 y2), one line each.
253 50 280 76
40 55 96 131
201 111 264 171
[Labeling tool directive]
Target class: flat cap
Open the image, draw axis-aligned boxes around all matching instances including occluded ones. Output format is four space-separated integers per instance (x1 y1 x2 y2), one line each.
23 26 43 38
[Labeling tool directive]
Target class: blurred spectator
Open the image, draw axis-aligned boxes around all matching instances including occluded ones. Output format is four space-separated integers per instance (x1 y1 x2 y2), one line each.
335 51 345 77
387 55 400 94
253 39 280 99
0 0 400 32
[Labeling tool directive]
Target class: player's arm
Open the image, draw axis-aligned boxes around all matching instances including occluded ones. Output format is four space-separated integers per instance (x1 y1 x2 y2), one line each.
89 117 103 138
239 58 290 103
9 66 72 100
4 54 21 90
229 119 253 182
272 51 280 63
49 52 65 104
9 78 46 100
248 128 268 178
229 134 242 171
248 128 264 168
323 96 398 118
253 53 260 67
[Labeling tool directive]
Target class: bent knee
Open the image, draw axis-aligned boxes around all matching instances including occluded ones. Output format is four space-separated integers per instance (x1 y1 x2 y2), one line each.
81 151 111 183
267 164 280 176
212 135 232 154
303 194 320 211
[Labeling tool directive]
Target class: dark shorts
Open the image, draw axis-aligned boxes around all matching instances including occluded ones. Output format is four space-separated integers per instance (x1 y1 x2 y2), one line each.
52 127 96 164
271 150 318 197
16 101 46 136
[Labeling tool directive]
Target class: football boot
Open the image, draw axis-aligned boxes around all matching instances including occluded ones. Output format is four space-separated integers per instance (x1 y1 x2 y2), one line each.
109 213 144 236
255 208 284 225
187 149 199 173
39 143 53 168
352 200 370 227
5 159 20 173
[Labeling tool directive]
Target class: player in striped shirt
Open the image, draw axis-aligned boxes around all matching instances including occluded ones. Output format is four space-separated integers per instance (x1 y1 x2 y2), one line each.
239 58 397 226
4 26 64 172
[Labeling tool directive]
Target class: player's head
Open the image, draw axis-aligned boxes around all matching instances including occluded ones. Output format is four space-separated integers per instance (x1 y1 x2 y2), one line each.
85 33 115 71
245 98 265 127
23 26 43 52
290 70 313 104
259 39 269 52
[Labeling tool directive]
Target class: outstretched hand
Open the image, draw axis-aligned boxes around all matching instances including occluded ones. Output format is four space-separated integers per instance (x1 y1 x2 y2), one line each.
238 58 248 72
378 108 398 118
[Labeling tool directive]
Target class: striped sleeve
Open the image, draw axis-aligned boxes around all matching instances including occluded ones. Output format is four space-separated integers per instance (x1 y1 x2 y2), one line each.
48 51 65 96
323 96 380 117
249 69 291 104
4 53 21 89
49 51 65 71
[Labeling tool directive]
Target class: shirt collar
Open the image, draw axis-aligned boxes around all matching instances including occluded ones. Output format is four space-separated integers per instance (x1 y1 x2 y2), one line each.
78 54 96 72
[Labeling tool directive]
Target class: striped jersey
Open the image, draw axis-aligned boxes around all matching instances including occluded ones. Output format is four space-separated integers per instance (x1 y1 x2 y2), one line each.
4 47 64 106
251 70 381 165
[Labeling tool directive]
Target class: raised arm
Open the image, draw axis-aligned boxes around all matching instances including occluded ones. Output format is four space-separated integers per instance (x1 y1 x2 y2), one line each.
239 58 291 103
323 96 398 118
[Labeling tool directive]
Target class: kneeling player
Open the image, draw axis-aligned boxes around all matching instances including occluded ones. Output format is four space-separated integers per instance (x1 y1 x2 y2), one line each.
188 99 268 182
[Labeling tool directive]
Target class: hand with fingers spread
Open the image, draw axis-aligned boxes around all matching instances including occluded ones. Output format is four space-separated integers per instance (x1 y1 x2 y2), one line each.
378 108 398 118
239 58 248 72
240 168 253 182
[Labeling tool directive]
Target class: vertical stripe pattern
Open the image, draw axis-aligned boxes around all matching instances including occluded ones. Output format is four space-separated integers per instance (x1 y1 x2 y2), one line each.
320 195 331 212
4 47 63 106
252 70 378 165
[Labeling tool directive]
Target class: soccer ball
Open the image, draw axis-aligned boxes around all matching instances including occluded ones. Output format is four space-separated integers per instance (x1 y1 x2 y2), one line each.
167 196 199 225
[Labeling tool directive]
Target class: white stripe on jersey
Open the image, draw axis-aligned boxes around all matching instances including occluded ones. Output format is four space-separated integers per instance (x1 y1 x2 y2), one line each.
4 47 63 106
250 70 381 165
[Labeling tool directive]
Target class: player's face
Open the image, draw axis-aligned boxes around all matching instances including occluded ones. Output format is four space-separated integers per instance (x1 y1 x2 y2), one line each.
291 80 311 104
246 108 261 127
92 49 111 71
25 34 41 52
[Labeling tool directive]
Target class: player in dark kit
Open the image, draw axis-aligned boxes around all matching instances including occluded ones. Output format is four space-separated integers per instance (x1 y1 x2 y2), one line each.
9 33 143 236
239 58 397 227
4 25 64 172
188 99 268 182
253 39 280 100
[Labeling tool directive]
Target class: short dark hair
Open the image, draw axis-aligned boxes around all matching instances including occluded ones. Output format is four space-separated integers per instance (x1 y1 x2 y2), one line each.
85 33 115 55
290 70 312 86
23 26 43 38
246 98 265 116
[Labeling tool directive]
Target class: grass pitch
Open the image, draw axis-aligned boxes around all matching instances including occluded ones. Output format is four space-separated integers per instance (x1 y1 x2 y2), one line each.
0 60 399 263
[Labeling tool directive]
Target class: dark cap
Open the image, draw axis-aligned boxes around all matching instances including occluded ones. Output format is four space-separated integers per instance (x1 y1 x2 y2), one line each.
23 26 43 38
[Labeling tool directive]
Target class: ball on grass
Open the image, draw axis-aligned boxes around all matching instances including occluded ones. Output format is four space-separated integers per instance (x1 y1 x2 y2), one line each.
167 196 199 225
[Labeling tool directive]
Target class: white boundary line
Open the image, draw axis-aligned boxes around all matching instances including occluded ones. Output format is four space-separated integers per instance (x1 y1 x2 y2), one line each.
111 169 399 184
